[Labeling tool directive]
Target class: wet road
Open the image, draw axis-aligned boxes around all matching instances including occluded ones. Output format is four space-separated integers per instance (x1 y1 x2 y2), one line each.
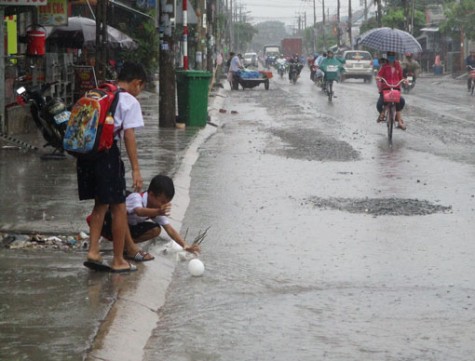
143 70 475 360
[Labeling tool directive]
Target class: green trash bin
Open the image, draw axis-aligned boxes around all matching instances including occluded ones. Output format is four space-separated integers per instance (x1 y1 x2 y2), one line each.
176 70 212 127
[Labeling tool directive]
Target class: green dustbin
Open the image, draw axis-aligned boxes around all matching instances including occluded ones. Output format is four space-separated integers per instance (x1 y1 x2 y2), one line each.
176 70 212 127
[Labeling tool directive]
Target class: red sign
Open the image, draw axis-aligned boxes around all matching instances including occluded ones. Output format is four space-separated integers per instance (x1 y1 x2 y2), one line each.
38 0 68 25
0 0 47 5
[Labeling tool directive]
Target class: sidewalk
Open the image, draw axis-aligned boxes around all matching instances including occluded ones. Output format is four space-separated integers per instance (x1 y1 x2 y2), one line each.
0 85 227 361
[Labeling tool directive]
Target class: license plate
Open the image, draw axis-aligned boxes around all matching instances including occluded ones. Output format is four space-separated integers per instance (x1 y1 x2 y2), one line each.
355 63 363 68
54 110 71 125
407 76 413 81
327 65 338 72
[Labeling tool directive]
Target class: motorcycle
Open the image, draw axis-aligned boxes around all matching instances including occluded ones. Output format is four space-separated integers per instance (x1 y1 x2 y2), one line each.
311 65 324 88
402 70 416 93
288 62 302 84
277 62 287 79
16 81 70 158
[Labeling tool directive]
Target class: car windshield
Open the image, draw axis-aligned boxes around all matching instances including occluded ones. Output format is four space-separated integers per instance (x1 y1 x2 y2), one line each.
345 52 371 61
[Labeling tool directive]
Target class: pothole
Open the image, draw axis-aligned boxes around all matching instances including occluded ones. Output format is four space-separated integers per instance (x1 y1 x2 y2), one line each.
304 196 452 216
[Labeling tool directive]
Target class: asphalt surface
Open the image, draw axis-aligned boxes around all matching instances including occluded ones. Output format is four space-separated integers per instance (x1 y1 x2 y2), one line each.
0 86 225 361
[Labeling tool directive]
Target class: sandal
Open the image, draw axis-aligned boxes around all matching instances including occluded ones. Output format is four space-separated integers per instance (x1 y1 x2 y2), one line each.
110 262 137 273
124 250 155 262
398 120 407 130
377 113 385 123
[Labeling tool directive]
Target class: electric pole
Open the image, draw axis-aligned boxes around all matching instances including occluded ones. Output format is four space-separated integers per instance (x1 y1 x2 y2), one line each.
95 0 108 81
322 0 326 49
313 0 317 52
158 0 177 127
348 0 352 49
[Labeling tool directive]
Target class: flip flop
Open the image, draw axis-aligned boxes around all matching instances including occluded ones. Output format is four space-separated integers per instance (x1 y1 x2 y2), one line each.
124 250 155 262
110 262 137 273
83 259 111 272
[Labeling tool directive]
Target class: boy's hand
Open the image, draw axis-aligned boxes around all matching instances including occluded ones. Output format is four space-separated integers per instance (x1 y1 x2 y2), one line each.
184 243 201 254
152 203 171 217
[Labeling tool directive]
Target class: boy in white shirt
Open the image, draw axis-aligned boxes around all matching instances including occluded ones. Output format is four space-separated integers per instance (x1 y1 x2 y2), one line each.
91 175 201 262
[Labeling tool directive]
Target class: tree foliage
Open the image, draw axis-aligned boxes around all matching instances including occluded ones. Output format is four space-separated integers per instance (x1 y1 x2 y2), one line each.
441 0 475 40
119 13 159 76
233 22 258 52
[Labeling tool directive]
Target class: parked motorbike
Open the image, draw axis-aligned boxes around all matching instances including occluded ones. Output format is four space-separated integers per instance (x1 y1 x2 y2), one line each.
402 71 416 93
16 81 70 158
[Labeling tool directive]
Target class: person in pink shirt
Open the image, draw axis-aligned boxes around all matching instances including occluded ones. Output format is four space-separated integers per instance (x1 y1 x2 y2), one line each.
376 51 407 130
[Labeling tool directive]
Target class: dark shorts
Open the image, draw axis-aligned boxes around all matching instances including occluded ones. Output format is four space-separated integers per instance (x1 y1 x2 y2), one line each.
100 211 161 240
76 143 126 204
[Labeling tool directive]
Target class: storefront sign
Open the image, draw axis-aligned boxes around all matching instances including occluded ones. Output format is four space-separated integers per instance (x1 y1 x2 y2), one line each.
73 66 98 100
0 0 47 5
38 0 68 26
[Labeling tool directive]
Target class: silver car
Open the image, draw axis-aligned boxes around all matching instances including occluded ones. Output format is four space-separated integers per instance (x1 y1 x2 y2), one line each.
341 50 373 83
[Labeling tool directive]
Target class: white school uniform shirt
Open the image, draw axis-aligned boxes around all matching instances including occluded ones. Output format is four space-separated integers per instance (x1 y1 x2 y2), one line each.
126 191 170 226
114 91 144 139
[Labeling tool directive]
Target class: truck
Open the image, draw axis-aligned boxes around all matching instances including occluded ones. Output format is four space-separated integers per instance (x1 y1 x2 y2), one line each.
281 38 303 58
263 45 281 66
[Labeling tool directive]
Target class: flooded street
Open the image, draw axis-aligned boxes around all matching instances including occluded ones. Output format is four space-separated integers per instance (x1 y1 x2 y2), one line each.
143 70 475 361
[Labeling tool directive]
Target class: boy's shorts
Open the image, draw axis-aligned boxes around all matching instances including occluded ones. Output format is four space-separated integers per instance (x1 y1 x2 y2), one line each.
91 211 161 241
76 143 126 204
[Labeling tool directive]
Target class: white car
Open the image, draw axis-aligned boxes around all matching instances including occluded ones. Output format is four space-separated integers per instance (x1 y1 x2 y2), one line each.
341 50 373 83
243 52 258 67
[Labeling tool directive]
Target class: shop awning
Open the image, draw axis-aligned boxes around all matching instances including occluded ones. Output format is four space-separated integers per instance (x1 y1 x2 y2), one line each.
420 27 439 32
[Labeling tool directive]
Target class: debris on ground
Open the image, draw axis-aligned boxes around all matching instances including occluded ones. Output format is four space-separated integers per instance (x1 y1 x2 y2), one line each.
1 232 90 250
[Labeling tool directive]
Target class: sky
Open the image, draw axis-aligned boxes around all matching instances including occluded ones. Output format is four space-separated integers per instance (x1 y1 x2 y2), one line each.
240 0 366 29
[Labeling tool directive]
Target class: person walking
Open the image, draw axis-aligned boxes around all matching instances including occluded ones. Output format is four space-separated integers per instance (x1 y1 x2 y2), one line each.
80 62 148 273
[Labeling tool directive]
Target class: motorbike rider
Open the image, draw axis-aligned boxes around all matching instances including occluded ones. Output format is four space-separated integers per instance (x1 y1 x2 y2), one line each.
402 52 420 84
310 53 318 80
313 52 327 83
376 51 407 130
372 54 380 73
465 49 475 91
275 54 287 75
319 50 344 94
288 54 303 81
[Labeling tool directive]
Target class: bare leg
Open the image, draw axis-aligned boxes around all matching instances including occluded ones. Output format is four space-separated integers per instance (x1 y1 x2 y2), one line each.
134 227 162 244
123 226 157 261
109 203 130 270
87 201 109 261
396 111 406 129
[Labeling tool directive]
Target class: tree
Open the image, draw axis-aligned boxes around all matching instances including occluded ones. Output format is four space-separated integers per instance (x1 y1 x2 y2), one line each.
441 0 475 40
233 22 258 52
250 21 288 52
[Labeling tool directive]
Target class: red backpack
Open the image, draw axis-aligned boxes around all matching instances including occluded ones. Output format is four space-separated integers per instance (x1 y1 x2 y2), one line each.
63 83 122 157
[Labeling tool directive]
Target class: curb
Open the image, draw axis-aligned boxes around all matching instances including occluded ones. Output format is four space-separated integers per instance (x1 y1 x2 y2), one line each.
86 86 227 361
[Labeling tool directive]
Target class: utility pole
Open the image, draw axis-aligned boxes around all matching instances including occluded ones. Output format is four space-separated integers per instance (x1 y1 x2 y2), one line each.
206 0 215 72
158 0 176 127
337 0 341 47
95 0 108 82
364 0 367 22
313 0 317 52
229 0 234 51
322 0 326 49
348 0 352 49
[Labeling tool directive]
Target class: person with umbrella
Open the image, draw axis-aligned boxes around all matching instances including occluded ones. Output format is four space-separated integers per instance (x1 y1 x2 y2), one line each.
376 51 407 130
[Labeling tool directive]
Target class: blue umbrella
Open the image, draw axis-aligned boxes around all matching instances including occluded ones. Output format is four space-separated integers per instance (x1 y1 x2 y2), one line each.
358 27 422 54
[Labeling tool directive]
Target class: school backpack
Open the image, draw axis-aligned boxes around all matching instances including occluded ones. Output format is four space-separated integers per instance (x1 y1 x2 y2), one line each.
63 83 122 157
